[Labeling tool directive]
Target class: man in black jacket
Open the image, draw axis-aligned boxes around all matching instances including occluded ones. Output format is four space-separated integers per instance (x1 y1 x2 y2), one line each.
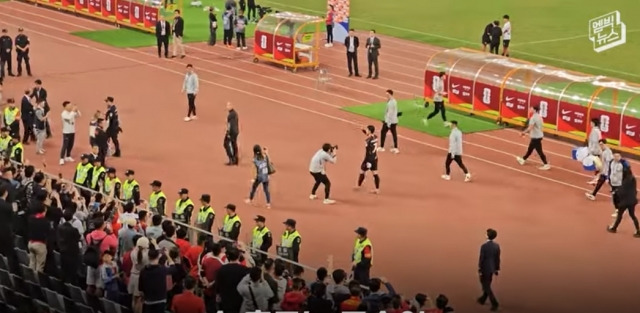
208 8 218 46
247 0 257 22
57 209 81 285
156 15 171 58
104 97 121 157
344 28 360 77
21 89 35 144
224 102 239 165
489 21 502 55
477 228 501 311
172 10 186 58
0 29 14 79
94 119 109 165
607 166 640 237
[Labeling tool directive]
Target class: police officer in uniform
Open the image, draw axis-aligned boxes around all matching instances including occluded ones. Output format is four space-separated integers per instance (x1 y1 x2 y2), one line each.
103 168 122 199
148 180 167 216
73 154 93 203
4 98 20 138
0 127 11 156
14 28 31 77
9 134 23 164
352 227 373 285
278 219 301 263
122 169 140 205
195 194 215 232
173 188 195 226
104 97 122 157
89 158 106 193
250 215 272 266
0 29 14 79
219 203 241 242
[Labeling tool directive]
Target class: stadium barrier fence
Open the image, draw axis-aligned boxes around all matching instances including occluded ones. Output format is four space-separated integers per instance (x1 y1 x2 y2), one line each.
424 48 640 156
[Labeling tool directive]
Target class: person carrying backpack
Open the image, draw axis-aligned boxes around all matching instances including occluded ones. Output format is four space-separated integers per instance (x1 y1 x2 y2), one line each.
84 219 117 296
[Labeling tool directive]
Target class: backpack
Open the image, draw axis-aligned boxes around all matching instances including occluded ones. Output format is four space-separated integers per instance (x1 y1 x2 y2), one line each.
83 235 106 268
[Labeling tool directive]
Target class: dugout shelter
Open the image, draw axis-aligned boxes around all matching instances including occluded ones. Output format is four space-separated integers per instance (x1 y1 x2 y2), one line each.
424 48 640 156
252 12 323 72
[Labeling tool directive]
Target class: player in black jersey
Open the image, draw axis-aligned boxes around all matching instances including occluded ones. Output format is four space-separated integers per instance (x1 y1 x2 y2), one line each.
356 125 381 193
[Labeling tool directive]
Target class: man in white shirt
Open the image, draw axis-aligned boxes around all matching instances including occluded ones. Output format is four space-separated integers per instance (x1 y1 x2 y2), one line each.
502 15 511 57
60 101 80 165
309 143 337 204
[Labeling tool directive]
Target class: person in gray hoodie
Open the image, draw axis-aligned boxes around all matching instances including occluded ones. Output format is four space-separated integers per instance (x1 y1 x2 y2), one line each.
237 267 274 313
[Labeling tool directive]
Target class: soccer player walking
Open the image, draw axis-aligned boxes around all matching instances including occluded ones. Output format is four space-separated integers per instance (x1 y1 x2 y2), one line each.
441 121 471 182
587 118 602 184
586 139 613 201
424 72 449 126
378 89 399 153
516 106 550 170
501 15 511 57
356 125 380 193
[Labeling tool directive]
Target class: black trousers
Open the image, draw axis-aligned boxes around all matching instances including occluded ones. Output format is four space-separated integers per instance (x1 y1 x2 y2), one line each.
223 29 234 45
22 118 34 142
611 205 640 232
590 174 607 196
347 51 359 75
490 41 500 54
326 24 333 43
380 123 397 148
157 36 169 57
236 32 246 47
142 303 166 313
427 101 447 121
310 171 331 199
478 273 499 308
247 5 256 20
60 253 80 286
0 53 13 77
60 133 75 159
224 132 239 163
208 28 217 46
445 153 468 175
16 52 31 75
107 130 120 155
187 94 196 117
353 265 371 285
522 138 548 164
204 293 217 313
367 54 379 77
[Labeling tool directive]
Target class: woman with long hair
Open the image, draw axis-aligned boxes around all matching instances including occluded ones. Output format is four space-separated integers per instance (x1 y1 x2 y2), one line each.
608 166 640 237
245 144 272 208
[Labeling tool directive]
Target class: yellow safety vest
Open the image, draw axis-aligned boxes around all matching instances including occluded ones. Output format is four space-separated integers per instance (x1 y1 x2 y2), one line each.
353 238 373 265
175 198 194 215
281 230 301 248
91 166 106 189
122 179 139 201
4 107 18 125
149 191 166 209
197 206 215 224
0 136 10 152
222 214 241 232
74 162 93 185
252 226 270 248
104 177 121 195
10 142 23 164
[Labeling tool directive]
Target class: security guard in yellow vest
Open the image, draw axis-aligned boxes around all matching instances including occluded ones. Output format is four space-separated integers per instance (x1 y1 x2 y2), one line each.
173 188 195 225
73 154 93 187
352 227 373 284
103 167 122 199
9 134 23 164
0 127 11 156
219 203 241 242
4 98 21 137
196 194 215 232
89 158 106 192
122 169 140 205
250 215 272 266
148 180 167 216
278 219 301 262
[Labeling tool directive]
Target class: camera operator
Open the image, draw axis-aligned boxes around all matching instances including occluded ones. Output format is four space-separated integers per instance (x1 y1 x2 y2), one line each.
308 143 337 205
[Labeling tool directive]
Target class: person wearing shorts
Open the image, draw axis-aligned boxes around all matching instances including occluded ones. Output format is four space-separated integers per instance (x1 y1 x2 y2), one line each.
356 125 380 193
502 15 511 57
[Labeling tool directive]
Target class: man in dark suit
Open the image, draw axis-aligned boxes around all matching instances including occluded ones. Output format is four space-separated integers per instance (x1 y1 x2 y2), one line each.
365 29 381 79
344 28 360 77
172 10 186 58
20 89 35 144
477 228 501 311
30 79 51 138
156 15 171 58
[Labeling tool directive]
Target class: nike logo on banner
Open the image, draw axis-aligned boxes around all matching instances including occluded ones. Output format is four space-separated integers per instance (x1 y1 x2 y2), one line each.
452 84 460 88
626 125 637 130
505 97 514 101
561 110 571 114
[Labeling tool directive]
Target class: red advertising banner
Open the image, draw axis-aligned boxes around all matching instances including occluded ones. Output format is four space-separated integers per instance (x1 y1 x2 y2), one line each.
273 35 294 61
620 115 640 149
557 102 588 134
590 109 621 142
448 77 473 105
423 70 448 99
75 0 88 11
472 82 500 114
130 2 144 26
501 89 529 120
254 31 274 56
116 0 131 21
88 0 101 14
101 0 116 18
61 0 74 9
143 5 159 28
529 95 558 126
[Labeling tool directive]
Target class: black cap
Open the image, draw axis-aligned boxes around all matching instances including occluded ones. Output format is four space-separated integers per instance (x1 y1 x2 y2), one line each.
105 96 114 102
178 188 189 194
11 134 20 140
254 215 266 222
283 219 296 227
200 194 211 202
0 127 9 132
125 169 135 176
225 203 236 211
355 227 368 236
80 154 90 160
107 167 116 174
150 180 162 187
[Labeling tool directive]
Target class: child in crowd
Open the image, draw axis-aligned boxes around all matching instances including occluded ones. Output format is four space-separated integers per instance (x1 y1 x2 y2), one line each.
100 250 120 302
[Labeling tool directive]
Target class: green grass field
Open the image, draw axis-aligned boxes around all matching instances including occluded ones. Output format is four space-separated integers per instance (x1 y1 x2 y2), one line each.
261 0 640 83
72 1 257 48
343 100 503 137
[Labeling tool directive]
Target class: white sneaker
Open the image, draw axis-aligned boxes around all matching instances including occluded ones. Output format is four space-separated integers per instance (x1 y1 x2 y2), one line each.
370 189 379 194
612 210 618 217
244 199 252 204
236 47 241 50
422 118 429 126
441 175 451 180
539 164 551 170
377 147 385 152
324 43 331 47
464 173 472 182
191 116 198 120
516 157 525 165
323 199 336 205
309 194 317 200
184 117 191 122
585 193 595 200
59 159 65 165
390 148 399 154
242 46 248 50
444 121 451 127
265 203 271 209
65 157 74 162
